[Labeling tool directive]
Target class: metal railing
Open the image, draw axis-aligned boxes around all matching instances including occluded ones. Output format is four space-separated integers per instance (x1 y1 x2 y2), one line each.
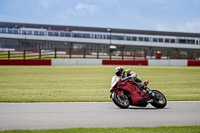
0 48 199 60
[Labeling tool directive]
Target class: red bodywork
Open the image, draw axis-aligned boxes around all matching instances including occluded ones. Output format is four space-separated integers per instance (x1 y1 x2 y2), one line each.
110 79 148 105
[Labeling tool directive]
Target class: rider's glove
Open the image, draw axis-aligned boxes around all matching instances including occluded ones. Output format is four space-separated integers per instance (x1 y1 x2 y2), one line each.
120 77 130 82
127 76 132 80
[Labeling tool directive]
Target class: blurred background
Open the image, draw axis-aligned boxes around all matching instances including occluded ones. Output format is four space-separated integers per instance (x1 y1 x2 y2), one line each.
0 0 200 60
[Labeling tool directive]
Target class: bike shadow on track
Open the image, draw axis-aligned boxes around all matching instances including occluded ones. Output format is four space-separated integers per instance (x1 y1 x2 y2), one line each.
116 107 170 110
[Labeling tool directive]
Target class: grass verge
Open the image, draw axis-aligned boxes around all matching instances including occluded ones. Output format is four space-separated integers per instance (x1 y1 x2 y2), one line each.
0 126 199 133
0 65 200 102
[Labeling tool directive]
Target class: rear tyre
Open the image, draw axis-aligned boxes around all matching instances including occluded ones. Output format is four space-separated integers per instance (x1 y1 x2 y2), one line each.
111 92 130 108
150 90 167 108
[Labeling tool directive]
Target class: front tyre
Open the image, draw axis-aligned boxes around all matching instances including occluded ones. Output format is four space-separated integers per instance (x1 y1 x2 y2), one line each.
150 90 167 108
111 92 130 108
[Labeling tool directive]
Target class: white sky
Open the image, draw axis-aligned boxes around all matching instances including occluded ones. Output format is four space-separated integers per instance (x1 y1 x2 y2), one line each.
0 0 200 33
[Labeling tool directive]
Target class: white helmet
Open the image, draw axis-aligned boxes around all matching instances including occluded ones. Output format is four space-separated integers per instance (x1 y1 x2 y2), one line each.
115 66 125 76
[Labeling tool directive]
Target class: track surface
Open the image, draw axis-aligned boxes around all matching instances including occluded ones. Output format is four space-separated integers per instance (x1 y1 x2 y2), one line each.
0 101 200 131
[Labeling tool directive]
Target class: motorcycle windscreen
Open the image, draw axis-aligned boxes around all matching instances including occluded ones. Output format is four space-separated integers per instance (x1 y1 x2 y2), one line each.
111 76 119 87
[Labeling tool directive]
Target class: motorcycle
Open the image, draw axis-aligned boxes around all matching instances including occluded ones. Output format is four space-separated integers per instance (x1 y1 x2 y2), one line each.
110 76 167 108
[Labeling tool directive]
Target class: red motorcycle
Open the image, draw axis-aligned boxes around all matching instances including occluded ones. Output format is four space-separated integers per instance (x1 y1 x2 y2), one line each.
110 76 167 108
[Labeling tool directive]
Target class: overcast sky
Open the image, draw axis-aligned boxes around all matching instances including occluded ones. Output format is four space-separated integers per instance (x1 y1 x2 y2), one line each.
0 0 200 33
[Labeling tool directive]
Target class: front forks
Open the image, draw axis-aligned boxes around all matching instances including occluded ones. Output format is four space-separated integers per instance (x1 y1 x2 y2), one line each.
111 90 126 99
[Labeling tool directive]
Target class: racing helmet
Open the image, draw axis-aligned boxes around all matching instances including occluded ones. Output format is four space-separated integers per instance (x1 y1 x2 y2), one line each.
115 66 125 76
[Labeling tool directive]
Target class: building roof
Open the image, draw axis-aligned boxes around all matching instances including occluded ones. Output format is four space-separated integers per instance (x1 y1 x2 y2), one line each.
0 21 200 38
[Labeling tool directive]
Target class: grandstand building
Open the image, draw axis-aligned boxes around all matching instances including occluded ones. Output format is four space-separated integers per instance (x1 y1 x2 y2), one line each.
0 22 200 59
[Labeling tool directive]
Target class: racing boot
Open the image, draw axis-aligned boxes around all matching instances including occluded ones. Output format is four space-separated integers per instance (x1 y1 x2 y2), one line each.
142 80 155 99
144 80 149 86
145 87 155 99
148 91 155 99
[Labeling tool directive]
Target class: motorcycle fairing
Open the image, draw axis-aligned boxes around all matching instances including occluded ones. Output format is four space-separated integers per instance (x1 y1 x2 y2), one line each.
116 80 148 105
116 90 123 97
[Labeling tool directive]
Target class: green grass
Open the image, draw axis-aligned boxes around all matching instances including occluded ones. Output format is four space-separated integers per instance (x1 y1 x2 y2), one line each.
0 65 200 102
0 126 199 133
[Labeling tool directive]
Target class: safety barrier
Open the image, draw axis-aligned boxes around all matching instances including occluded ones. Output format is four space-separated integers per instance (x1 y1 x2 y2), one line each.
188 60 200 66
0 59 200 66
102 60 148 66
51 59 102 66
148 60 188 66
0 59 51 65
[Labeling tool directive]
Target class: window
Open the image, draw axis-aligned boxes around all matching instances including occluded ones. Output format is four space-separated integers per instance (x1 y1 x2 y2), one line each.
22 30 27 35
178 39 195 44
34 31 39 35
48 32 53 36
8 29 13 33
40 31 45 36
153 38 158 42
66 33 71 37
187 40 195 44
165 39 170 43
179 39 186 44
60 32 71 37
99 35 102 39
2 28 6 33
54 32 59 36
100 35 106 39
73 33 82 38
107 35 111 39
27 31 32 35
159 38 163 42
127 36 132 41
132 37 137 41
60 32 65 37
111 35 123 40
13 29 19 34
83 34 90 38
144 37 149 42
171 39 175 43
139 37 143 41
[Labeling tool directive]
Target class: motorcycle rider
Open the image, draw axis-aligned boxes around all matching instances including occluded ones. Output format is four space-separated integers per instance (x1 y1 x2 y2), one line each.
114 66 155 98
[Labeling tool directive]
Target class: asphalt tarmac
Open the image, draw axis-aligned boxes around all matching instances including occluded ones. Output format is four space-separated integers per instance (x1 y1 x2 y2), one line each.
0 101 200 131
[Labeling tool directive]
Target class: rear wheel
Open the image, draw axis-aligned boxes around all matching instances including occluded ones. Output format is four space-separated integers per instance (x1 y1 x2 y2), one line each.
111 92 130 108
150 90 167 108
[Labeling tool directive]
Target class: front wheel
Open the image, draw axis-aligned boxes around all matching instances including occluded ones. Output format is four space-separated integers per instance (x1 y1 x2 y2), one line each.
111 92 130 108
150 90 167 108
